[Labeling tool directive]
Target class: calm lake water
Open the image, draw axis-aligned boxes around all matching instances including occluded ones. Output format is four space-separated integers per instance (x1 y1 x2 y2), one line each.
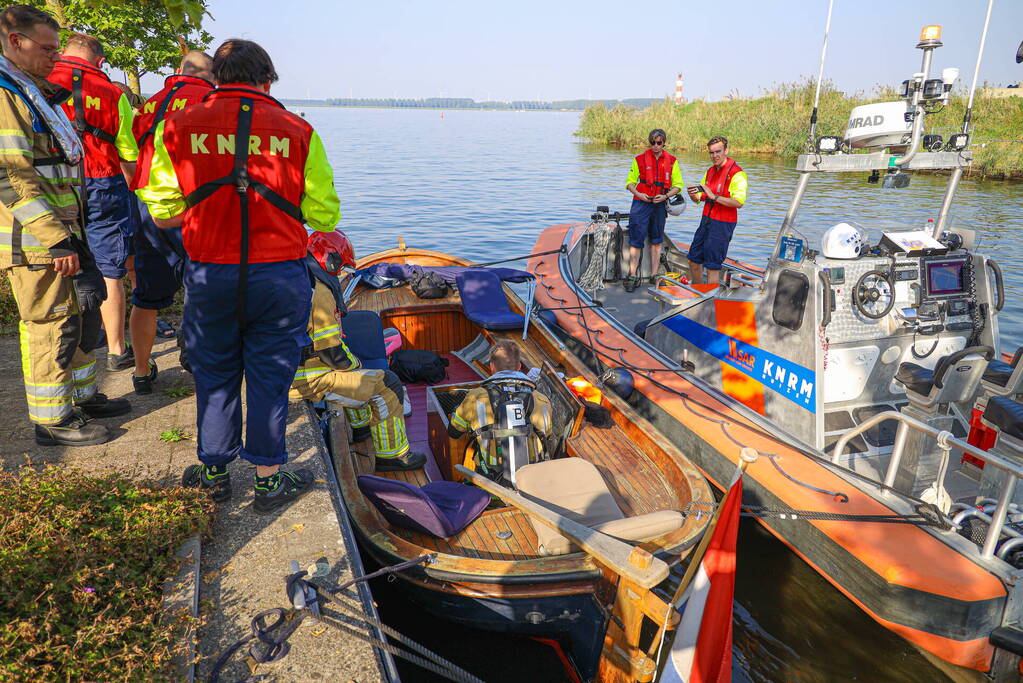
306 106 1023 681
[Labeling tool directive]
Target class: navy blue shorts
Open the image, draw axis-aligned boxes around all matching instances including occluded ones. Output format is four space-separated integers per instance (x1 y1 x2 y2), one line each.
132 198 186 310
688 215 736 270
627 198 667 249
83 175 134 279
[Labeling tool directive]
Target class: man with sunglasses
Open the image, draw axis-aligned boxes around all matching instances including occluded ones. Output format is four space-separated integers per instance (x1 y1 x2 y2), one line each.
137 39 341 514
686 136 747 285
624 128 683 293
49 33 140 372
0 5 130 446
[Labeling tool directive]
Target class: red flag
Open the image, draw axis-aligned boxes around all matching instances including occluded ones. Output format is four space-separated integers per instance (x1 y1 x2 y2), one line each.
664 470 742 683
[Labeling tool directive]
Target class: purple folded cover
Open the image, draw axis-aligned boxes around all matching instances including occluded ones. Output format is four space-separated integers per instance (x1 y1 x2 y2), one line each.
357 475 490 539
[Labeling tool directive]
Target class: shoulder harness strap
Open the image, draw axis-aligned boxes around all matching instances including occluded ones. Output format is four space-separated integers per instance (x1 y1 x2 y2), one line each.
136 80 188 148
70 69 115 144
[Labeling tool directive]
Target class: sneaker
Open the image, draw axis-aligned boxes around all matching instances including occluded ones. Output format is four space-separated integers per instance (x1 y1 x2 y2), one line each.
132 360 158 395
76 392 132 418
375 451 427 472
351 425 372 443
35 410 110 447
181 463 232 502
253 468 314 514
107 346 135 372
623 276 638 293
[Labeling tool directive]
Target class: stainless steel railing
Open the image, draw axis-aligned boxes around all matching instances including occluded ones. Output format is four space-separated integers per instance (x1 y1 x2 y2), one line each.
831 410 1023 560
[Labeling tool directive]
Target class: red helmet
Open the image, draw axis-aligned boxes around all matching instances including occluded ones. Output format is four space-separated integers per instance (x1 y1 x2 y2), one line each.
307 230 355 275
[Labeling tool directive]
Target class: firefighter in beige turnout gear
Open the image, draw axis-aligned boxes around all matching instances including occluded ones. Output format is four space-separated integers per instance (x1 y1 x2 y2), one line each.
448 340 552 486
291 231 425 471
0 6 129 446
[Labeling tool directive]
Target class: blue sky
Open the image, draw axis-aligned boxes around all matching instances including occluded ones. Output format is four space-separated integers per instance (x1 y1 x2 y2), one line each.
132 0 1023 101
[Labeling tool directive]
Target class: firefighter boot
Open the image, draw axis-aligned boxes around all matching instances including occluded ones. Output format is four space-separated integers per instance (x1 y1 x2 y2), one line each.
375 451 427 471
34 410 110 447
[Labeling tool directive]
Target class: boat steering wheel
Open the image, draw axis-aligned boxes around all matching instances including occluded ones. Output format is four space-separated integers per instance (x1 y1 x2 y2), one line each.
853 269 896 319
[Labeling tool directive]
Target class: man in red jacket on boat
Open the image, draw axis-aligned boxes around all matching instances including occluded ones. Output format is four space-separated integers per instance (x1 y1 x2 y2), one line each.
624 128 683 293
686 136 748 285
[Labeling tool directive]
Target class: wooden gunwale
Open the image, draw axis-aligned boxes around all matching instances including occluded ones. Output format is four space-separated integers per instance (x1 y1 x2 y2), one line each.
331 244 713 593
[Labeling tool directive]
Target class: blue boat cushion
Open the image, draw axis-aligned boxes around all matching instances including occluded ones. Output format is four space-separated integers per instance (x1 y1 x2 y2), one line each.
357 475 491 538
984 396 1023 441
895 362 935 396
455 268 525 331
342 310 389 371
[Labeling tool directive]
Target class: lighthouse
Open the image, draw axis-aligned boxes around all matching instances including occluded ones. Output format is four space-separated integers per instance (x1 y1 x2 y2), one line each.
674 73 684 104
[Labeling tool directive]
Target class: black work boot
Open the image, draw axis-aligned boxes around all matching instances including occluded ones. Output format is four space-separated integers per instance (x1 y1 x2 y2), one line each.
34 410 110 447
181 463 232 502
76 392 132 418
375 451 427 472
132 360 158 395
253 468 314 514
107 346 135 372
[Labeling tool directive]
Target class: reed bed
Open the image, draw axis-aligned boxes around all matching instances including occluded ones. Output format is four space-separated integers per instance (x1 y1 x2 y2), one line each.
577 81 1023 180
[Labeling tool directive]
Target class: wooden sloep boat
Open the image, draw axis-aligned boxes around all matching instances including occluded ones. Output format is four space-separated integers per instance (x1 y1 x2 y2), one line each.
324 243 715 682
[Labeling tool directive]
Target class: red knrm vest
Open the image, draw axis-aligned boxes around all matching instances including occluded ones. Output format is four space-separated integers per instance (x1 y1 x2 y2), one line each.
130 74 213 190
635 149 676 198
161 84 313 264
702 157 742 223
48 56 126 178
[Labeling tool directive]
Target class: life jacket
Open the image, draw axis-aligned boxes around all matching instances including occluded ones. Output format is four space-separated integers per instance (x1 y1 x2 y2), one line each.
161 84 311 325
130 74 213 189
468 372 540 486
160 84 311 265
702 157 743 223
635 149 677 198
48 57 127 178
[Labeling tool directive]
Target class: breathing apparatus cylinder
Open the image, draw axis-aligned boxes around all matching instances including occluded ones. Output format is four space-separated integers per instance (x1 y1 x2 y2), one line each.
602 368 635 400
498 395 529 486
480 375 537 486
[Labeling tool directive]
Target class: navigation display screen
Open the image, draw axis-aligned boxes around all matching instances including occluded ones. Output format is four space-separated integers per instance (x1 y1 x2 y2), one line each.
925 259 965 296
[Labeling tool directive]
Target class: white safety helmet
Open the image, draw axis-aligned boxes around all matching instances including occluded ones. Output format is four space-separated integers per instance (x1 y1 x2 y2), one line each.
666 194 686 217
821 222 866 259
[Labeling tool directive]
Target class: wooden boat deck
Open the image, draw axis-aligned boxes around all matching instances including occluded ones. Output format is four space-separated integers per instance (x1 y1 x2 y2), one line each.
364 280 686 562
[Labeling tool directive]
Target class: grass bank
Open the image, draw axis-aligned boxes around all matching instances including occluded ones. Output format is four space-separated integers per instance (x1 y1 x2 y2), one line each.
0 466 212 680
577 82 1023 179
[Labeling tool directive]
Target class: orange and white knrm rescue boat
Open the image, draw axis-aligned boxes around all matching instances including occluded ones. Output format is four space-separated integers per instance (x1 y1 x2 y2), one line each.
527 11 1023 679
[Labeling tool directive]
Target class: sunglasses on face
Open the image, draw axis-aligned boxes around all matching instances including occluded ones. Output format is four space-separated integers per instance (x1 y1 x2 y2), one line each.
650 140 665 146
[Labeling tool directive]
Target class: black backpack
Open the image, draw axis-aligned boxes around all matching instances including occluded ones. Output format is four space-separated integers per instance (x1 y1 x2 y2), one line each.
390 349 449 384
410 271 449 299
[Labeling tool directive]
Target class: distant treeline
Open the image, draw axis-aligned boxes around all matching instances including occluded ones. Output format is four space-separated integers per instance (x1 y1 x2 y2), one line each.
303 97 661 111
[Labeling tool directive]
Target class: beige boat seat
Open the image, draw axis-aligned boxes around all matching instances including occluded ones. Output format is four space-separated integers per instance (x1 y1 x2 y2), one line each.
515 457 684 556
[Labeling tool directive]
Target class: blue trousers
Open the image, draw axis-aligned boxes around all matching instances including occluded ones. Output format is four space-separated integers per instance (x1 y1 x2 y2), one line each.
183 259 312 467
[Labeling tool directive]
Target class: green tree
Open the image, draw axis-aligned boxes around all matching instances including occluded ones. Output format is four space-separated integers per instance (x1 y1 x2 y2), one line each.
36 0 212 94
